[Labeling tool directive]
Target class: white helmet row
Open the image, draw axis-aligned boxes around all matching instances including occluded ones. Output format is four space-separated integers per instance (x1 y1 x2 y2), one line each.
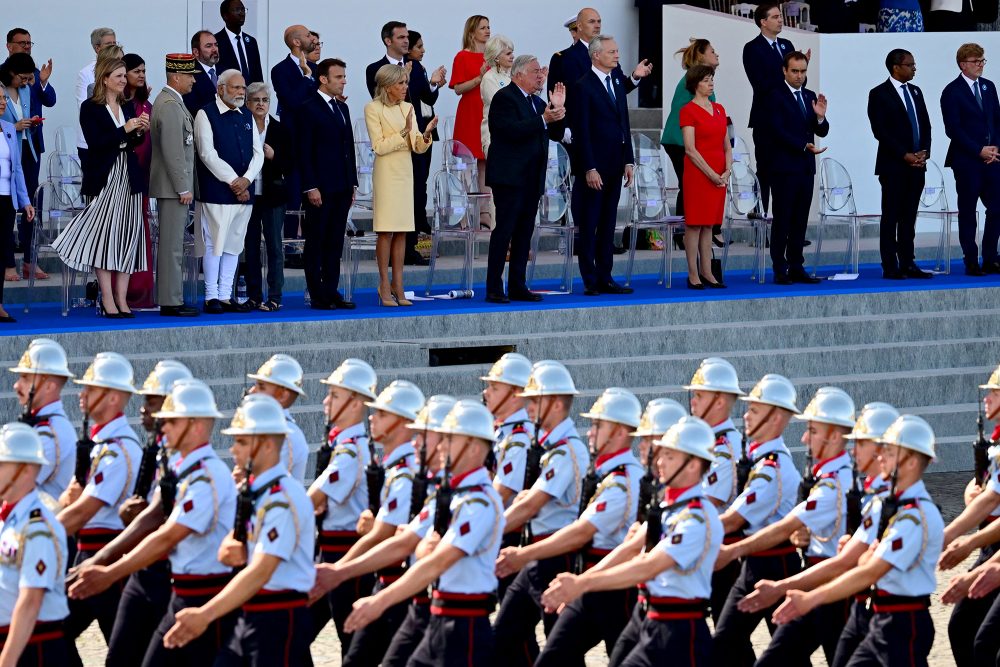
519 360 578 397
366 380 426 422
320 358 378 400
654 415 716 462
221 394 290 436
580 387 642 428
138 360 193 397
0 423 49 466
248 354 306 396
684 357 744 396
794 387 856 429
74 352 137 394
845 402 900 442
406 395 458 431
878 414 936 459
9 338 74 378
435 399 495 442
152 378 224 419
740 373 799 413
631 398 688 437
480 353 532 388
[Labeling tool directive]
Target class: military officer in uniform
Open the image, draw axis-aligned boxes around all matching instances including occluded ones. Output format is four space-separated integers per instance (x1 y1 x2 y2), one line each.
9 339 77 504
68 379 238 666
722 387 855 665
247 354 310 482
709 373 802 666
738 402 899 667
773 415 943 667
0 423 70 666
491 361 589 666
56 352 143 666
684 356 745 625
307 358 378 654
501 387 642 665
480 353 535 507
542 416 724 667
344 399 505 667
164 394 316 664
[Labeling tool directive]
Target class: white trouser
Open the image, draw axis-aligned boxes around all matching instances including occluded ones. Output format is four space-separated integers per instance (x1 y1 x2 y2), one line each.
202 216 239 301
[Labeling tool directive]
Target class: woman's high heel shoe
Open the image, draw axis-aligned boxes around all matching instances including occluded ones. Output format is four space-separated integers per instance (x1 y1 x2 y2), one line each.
673 234 685 251
114 298 135 318
391 289 413 306
687 278 704 290
98 298 123 318
377 288 398 307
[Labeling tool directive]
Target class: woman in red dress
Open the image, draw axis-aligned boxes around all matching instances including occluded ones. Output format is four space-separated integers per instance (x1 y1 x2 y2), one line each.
122 53 155 308
449 15 491 227
679 64 731 289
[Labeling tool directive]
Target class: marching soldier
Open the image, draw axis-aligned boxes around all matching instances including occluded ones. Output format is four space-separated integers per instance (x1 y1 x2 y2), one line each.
307 358 377 654
340 380 425 666
247 354 310 482
773 415 943 667
709 373 801 666
502 387 642 665
542 416 724 666
0 423 70 665
480 352 535 506
727 387 855 665
737 402 899 667
310 394 457 667
55 352 143 666
633 398 687 465
344 399 505 666
684 356 745 625
68 379 238 666
491 360 589 666
163 393 315 664
9 339 77 504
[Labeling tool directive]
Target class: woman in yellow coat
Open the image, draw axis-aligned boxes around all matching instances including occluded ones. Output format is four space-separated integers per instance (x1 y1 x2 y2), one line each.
365 64 437 306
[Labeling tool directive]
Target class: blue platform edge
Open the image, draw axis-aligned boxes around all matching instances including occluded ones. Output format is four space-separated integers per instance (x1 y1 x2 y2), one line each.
2 260 995 337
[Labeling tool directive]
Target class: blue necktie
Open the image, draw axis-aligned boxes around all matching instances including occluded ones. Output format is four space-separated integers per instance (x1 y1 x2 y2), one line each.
974 80 984 109
772 41 782 63
794 90 808 118
901 84 920 151
235 34 250 82
604 75 616 103
329 98 345 125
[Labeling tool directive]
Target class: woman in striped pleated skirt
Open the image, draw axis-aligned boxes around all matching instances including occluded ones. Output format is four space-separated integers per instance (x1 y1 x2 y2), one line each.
52 57 148 318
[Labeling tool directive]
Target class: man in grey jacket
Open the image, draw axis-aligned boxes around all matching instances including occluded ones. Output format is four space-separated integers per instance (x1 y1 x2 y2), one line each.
150 53 200 317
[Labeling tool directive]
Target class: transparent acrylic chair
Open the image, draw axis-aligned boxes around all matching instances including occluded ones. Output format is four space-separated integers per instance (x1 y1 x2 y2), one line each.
23 180 88 315
624 163 685 287
341 206 377 301
425 170 488 294
722 163 770 283
918 159 958 274
810 157 881 278
528 141 576 293
443 139 490 240
353 120 375 212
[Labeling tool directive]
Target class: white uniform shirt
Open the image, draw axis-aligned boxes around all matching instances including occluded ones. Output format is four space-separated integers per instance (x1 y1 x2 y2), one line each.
76 61 96 149
281 410 309 483
703 419 740 507
789 451 854 559
493 409 534 498
83 415 143 531
985 434 1000 518
870 480 943 597
727 436 801 536
32 401 77 501
579 448 642 550
0 490 68 624
313 422 369 532
375 442 417 527
166 445 237 575
647 485 723 600
853 475 891 546
249 465 316 593
438 467 505 594
529 418 589 536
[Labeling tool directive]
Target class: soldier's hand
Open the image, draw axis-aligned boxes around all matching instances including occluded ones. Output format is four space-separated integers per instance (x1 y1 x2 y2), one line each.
970 563 1000 599
310 563 346 604
356 509 375 536
772 590 818 625
119 497 148 526
964 477 983 506
940 536 975 571
68 564 114 599
163 607 209 648
60 481 84 508
789 527 811 549
344 595 386 633
416 531 441 560
218 536 247 567
232 465 246 485
941 571 976 604
836 534 852 554
541 572 582 613
714 544 737 571
495 546 526 578
738 579 784 613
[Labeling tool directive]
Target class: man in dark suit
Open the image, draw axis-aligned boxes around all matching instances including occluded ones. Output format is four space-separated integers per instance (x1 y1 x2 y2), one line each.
941 43 1000 276
766 52 829 285
365 21 409 98
297 58 357 310
867 49 933 280
214 0 262 85
743 2 804 216
571 35 636 296
183 30 220 117
484 56 567 303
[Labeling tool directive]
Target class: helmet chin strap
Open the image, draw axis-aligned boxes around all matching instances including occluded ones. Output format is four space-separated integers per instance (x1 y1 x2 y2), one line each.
661 453 692 490
0 464 26 499
694 391 719 422
746 405 776 442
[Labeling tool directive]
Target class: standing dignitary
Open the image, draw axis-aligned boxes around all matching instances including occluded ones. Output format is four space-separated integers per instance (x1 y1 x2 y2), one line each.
193 69 263 313
571 36 635 297
164 394 315 665
298 58 357 310
76 28 117 162
9 338 76 503
941 43 1000 276
247 354 309 481
214 0 262 86
183 31 220 118
0 423 70 665
767 52 828 285
869 48 933 280
484 56 566 303
743 3 801 217
56 352 142 667
150 54 200 317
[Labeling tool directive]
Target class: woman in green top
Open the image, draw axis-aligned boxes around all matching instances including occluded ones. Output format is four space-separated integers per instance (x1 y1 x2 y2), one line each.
662 39 720 246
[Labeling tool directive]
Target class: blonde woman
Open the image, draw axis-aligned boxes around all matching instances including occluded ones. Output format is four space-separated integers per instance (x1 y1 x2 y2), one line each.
480 35 514 156
365 64 437 307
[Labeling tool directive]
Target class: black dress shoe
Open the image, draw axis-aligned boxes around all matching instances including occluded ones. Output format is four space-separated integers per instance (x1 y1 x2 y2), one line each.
220 300 245 312
687 279 705 290
160 305 199 317
601 281 634 295
882 269 905 280
404 254 430 266
803 239 812 247
966 264 987 276
331 294 356 310
0 313 16 323
508 290 542 302
612 246 627 255
310 302 336 310
788 271 821 284
485 293 510 304
203 299 224 314
983 260 1000 274
702 279 727 289
583 286 602 296
903 265 932 279
774 273 793 285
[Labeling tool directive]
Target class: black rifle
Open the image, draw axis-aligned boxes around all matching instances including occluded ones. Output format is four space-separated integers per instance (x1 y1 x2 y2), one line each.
409 436 430 521
366 439 385 515
519 418 544 546
132 419 162 501
433 450 453 536
736 421 753 493
644 486 663 554
636 445 657 524
845 458 864 535
574 445 600 573
158 447 178 516
18 376 41 427
877 467 900 539
73 412 94 484
233 458 254 543
975 391 991 487
315 420 335 479
797 452 816 505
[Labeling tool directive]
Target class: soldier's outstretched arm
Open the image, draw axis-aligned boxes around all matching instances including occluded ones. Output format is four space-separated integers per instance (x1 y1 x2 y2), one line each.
311 529 421 603
772 556 892 625
502 489 551 534
56 495 105 536
543 549 673 612
589 522 646 573
86 494 167 567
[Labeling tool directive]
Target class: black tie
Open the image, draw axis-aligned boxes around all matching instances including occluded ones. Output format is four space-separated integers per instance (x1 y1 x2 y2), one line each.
330 98 345 124
526 94 536 114
235 34 250 82
772 41 782 63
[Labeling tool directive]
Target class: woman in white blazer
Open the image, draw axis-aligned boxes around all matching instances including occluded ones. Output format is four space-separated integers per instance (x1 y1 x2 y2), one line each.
0 94 34 322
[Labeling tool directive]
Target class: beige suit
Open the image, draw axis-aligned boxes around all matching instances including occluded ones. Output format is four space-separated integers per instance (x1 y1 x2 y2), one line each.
150 86 195 306
364 99 431 232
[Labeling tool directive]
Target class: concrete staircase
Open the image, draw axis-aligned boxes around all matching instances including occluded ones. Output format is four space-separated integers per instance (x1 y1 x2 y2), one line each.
0 283 991 478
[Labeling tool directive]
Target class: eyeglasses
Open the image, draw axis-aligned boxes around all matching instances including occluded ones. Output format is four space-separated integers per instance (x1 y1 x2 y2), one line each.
8 40 34 48
964 59 987 66
249 97 269 103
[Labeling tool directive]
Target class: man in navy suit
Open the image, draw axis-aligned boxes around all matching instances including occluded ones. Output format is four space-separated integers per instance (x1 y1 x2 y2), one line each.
297 59 357 310
571 35 636 296
215 0 262 85
766 52 828 285
941 43 1000 276
743 2 804 217
485 56 566 303
183 31 220 117
867 49 933 280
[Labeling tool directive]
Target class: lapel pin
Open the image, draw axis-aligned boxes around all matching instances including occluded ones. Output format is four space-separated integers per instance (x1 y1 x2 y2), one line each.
244 35 250 44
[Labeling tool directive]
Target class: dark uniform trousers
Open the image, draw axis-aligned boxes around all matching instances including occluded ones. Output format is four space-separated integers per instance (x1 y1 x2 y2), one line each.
949 540 1000 667
769 172 815 276
342 577 411 667
215 597 313 667
492 552 574 666
878 168 925 272
309 536 374 658
408 615 495 667
616 616 713 667
843 608 933 667
711 553 742 626
142 584 239 666
535 587 638 666
0 621 69 666
831 596 874 667
712 549 802 666
105 561 172 666
65 537 126 667
495 532 521 603
608 592 646 666
381 597 431 667
755 596 851 665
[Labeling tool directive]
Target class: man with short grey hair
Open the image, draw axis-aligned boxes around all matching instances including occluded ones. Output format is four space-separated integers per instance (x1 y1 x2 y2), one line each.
76 27 116 157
